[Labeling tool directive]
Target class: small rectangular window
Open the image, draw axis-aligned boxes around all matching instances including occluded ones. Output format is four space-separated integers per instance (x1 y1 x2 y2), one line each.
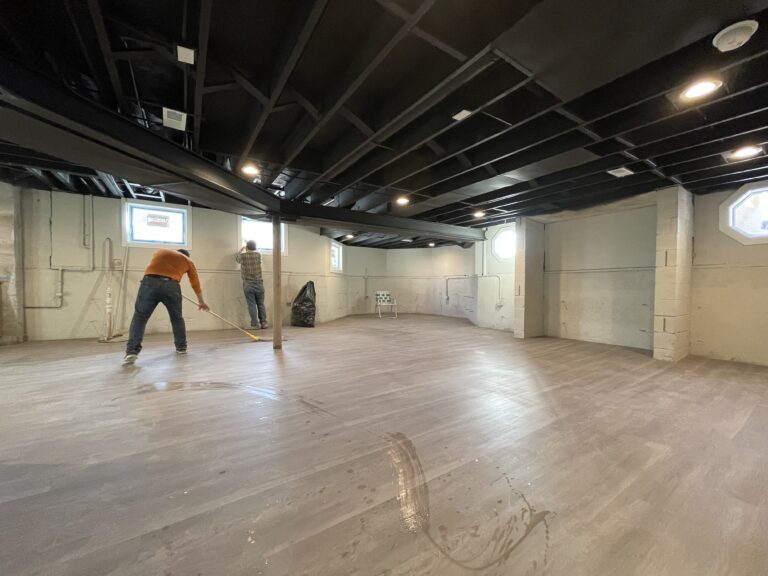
124 202 188 247
241 217 285 253
330 240 343 273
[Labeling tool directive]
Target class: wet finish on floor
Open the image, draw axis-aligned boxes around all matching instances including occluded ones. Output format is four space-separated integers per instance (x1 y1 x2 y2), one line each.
2 314 768 575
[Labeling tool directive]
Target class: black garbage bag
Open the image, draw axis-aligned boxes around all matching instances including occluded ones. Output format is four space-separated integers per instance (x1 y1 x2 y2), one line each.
291 281 316 327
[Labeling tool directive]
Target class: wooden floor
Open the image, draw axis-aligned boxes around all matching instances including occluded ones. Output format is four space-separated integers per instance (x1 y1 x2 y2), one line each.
2 315 768 576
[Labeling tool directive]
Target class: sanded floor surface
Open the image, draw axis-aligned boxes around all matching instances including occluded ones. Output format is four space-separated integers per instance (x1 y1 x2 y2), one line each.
2 314 768 576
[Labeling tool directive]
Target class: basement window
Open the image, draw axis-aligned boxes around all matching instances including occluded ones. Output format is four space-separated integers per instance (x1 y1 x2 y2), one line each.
330 240 343 273
240 217 285 253
719 182 768 245
491 226 517 261
124 201 188 247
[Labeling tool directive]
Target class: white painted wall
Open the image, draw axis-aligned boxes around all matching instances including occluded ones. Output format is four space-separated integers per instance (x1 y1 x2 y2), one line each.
21 190 370 341
346 245 477 318
0 182 23 343
472 224 516 332
17 185 768 367
691 191 768 366
543 206 656 349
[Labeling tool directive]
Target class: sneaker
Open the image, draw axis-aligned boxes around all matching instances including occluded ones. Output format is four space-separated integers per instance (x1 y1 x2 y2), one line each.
260 322 269 329
122 354 138 365
176 349 187 355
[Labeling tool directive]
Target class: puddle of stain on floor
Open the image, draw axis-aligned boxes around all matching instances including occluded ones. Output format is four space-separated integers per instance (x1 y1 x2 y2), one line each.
385 432 551 574
136 382 282 400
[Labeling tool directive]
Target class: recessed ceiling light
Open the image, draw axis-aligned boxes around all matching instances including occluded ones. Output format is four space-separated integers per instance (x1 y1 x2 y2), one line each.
241 164 260 176
401 238 413 243
428 242 435 247
727 145 763 160
395 196 409 206
680 79 722 101
176 45 195 64
345 234 355 239
473 210 485 218
713 20 758 53
607 167 635 177
451 109 472 121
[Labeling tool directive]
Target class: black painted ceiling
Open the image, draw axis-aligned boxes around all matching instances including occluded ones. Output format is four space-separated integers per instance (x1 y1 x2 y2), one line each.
1 0 768 247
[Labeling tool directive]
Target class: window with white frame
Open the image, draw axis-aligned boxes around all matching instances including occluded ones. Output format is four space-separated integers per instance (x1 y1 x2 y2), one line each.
719 182 768 245
330 240 343 272
491 226 517 260
123 201 188 247
240 217 285 253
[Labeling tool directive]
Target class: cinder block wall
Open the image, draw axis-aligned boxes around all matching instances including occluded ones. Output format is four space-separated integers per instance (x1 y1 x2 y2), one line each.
0 183 23 343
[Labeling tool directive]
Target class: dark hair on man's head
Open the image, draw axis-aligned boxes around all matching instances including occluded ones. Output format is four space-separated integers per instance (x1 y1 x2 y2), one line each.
246 240 257 251
177 249 191 257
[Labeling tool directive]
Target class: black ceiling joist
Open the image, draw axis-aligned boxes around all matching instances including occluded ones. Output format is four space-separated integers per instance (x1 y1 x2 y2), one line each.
293 48 503 203
192 0 212 151
375 0 467 62
266 0 437 189
415 68 768 221
0 54 482 245
236 0 328 170
85 0 129 114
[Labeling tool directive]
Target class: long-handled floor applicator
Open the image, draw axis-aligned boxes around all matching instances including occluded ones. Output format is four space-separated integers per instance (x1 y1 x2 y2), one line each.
182 294 274 342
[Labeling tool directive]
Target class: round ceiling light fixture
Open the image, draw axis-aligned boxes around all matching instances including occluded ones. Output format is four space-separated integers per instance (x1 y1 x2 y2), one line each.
241 163 260 176
728 145 763 160
345 234 355 239
395 196 410 206
473 210 486 218
713 20 759 53
428 242 435 247
680 79 722 101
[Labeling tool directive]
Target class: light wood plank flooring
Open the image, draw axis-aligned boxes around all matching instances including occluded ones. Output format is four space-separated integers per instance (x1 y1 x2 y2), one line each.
2 314 768 576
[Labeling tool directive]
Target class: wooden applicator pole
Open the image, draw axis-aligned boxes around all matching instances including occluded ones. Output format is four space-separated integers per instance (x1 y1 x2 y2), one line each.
272 214 283 350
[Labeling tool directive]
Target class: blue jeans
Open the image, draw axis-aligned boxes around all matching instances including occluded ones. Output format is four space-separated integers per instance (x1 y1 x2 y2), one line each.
126 275 186 354
243 281 266 327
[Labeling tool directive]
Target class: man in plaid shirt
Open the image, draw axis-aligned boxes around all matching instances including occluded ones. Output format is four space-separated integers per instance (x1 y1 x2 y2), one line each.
236 240 268 329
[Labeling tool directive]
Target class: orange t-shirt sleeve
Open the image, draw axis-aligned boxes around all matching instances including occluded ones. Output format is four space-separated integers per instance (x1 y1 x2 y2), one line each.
187 260 202 294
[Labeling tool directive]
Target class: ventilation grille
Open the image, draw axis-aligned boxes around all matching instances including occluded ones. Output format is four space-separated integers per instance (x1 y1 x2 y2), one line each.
162 107 187 131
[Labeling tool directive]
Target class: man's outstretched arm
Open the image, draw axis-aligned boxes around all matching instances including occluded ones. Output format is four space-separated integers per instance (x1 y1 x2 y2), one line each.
187 262 209 311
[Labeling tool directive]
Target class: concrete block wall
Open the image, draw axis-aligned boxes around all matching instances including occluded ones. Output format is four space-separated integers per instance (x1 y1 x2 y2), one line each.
653 186 693 361
17 189 482 341
0 183 23 343
542 206 656 350
514 218 545 338
14 183 768 368
19 190 377 341
690 190 768 366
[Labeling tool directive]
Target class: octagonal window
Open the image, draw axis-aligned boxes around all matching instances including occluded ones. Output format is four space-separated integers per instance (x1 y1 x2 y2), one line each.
492 227 517 260
731 189 768 238
719 182 768 245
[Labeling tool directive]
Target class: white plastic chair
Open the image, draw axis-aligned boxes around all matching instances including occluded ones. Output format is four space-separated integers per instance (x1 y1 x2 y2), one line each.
374 290 398 319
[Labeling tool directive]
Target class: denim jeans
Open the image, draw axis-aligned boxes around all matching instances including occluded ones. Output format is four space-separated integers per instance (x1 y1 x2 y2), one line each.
126 275 186 354
243 280 267 327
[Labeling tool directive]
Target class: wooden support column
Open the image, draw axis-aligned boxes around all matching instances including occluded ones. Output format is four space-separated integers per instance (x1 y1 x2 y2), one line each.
272 215 283 350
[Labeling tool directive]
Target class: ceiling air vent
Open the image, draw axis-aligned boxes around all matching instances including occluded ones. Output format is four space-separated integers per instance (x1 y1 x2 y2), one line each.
162 107 187 131
176 45 195 64
606 167 634 177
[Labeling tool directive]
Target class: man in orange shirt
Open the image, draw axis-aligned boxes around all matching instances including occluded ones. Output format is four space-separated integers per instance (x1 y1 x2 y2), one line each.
122 249 209 365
